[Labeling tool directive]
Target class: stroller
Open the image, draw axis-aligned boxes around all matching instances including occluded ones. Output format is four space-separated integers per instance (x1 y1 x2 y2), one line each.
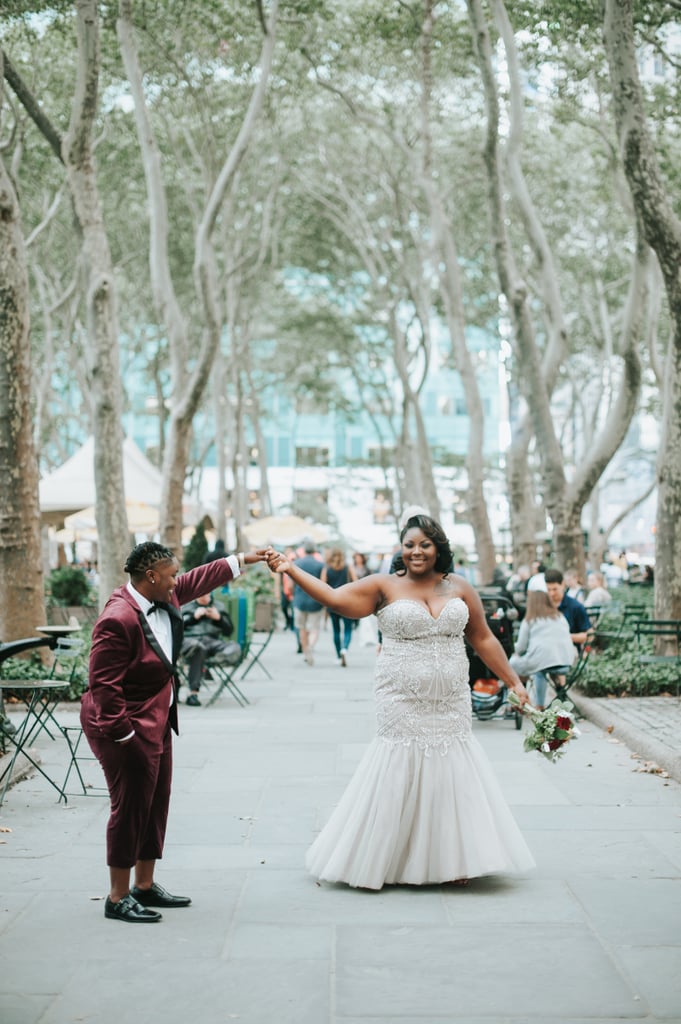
467 587 522 729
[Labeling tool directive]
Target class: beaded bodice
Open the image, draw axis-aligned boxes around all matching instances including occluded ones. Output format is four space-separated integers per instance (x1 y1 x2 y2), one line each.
374 598 472 754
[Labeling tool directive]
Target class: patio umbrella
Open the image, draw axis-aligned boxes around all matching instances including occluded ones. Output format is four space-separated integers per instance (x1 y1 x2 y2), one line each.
242 515 329 548
64 500 160 535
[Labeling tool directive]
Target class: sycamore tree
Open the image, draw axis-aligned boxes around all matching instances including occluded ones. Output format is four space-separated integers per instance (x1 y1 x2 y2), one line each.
2 1 129 606
604 0 681 618
269 0 512 576
116 0 280 551
466 0 651 575
0 105 45 639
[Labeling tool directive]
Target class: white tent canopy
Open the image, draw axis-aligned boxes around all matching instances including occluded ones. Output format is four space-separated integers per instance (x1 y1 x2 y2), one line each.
64 500 160 534
242 515 329 548
39 436 162 519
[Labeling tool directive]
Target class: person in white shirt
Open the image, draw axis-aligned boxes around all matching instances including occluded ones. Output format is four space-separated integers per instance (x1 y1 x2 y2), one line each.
509 590 576 709
585 571 612 608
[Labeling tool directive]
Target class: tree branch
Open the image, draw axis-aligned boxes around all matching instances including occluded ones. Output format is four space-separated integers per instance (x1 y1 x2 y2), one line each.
2 49 63 162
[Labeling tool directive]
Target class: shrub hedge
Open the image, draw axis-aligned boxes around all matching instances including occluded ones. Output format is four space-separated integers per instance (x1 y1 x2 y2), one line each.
579 586 681 697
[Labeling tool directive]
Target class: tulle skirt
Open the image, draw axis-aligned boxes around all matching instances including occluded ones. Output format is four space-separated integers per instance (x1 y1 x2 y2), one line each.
305 734 535 890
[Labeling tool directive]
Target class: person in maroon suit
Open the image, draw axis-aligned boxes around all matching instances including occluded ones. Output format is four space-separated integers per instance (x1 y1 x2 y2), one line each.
81 540 266 923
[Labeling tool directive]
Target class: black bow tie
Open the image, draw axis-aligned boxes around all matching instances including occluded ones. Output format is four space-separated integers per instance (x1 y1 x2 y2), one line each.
147 602 165 615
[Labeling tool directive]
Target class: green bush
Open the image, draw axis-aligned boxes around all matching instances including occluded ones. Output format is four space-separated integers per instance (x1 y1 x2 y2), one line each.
581 641 680 697
47 566 93 606
183 522 209 570
581 589 678 697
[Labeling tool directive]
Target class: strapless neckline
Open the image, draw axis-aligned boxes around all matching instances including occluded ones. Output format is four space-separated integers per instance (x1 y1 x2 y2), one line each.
379 596 466 623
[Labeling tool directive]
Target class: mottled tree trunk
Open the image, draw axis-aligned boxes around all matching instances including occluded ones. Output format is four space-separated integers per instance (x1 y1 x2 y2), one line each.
604 0 681 620
420 0 493 577
507 421 541 569
4 4 129 607
63 0 129 604
470 0 643 581
0 156 46 640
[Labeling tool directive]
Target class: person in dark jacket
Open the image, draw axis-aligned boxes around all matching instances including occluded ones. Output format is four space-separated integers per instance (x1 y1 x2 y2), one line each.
321 548 357 666
293 539 324 666
180 592 241 705
81 540 265 924
545 568 592 648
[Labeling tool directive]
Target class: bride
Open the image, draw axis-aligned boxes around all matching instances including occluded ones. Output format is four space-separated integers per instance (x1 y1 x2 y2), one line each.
265 514 535 890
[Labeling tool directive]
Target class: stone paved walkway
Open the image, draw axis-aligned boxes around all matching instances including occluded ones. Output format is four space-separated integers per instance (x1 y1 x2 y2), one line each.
1 628 680 1023
572 693 681 782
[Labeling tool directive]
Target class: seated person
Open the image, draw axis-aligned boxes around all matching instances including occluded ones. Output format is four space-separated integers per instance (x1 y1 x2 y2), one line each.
181 592 241 705
584 571 612 608
545 568 592 649
509 590 576 709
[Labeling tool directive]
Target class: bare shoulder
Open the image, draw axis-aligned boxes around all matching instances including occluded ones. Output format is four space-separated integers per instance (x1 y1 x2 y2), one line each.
436 573 471 598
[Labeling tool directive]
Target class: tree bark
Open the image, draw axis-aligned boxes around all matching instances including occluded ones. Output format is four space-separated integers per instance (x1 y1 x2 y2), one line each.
62 0 129 605
0 152 46 640
4 4 129 606
470 0 644 578
506 417 541 568
604 0 681 620
419 0 494 580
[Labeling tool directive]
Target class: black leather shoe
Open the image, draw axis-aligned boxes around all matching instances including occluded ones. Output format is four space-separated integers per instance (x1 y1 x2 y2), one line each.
104 893 162 923
186 693 201 706
130 881 191 908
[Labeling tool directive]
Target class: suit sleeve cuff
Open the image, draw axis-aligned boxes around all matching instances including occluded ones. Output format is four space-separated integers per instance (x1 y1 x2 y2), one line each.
226 555 241 579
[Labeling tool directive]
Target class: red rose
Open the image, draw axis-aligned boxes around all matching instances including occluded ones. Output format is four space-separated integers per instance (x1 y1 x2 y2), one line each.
556 716 571 730
548 739 563 750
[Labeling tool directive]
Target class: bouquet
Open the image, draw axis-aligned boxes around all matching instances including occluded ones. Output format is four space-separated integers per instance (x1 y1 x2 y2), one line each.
508 693 580 763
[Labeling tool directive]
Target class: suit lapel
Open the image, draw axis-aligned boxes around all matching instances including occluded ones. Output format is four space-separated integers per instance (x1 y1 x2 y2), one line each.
166 603 184 664
138 609 175 673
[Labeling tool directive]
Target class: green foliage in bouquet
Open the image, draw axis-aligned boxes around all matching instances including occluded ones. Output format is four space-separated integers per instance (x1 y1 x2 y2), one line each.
522 702 578 762
509 694 579 763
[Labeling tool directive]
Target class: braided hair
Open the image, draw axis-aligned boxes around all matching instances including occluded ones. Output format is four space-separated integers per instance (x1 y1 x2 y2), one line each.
124 542 176 580
393 515 453 576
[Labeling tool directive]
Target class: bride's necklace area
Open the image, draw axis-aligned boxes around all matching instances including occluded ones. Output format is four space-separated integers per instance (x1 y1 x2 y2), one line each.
400 573 459 618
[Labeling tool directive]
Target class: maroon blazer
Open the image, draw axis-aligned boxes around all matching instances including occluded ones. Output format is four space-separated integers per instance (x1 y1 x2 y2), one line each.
81 559 237 744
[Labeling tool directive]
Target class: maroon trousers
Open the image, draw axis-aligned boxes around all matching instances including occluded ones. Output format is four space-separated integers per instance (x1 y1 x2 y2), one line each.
85 722 173 868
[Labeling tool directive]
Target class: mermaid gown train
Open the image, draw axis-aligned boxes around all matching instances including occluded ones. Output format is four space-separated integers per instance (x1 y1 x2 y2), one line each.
305 598 536 889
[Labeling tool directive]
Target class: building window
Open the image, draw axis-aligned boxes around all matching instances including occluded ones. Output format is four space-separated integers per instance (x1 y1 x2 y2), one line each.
373 491 392 524
452 491 468 523
293 489 329 523
367 445 395 467
277 437 290 465
296 446 330 467
455 396 467 416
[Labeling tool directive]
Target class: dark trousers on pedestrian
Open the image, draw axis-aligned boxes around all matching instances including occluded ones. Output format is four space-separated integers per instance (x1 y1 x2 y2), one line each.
330 613 354 658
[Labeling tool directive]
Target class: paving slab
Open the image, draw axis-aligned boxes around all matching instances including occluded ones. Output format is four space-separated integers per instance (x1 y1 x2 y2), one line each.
0 628 680 1024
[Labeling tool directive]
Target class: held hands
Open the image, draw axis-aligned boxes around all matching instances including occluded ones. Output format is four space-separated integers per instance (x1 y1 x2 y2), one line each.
243 549 271 565
264 548 292 574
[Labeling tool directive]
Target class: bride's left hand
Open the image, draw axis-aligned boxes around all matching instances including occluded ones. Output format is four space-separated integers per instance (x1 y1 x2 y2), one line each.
507 680 530 706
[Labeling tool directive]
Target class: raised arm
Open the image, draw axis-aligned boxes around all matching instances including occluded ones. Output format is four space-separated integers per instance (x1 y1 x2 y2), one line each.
266 549 383 619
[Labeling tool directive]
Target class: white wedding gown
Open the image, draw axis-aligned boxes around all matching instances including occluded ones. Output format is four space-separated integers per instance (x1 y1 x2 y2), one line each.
306 598 536 889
